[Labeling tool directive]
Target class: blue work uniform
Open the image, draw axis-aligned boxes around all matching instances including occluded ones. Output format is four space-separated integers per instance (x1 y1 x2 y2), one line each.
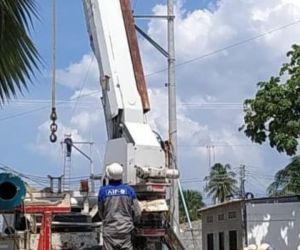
98 182 141 250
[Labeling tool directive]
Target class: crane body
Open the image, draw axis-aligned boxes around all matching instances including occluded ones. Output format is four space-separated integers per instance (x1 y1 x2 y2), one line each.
83 0 180 248
83 0 173 185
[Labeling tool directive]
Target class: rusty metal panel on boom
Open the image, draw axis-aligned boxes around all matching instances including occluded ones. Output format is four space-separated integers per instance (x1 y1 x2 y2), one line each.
119 0 150 112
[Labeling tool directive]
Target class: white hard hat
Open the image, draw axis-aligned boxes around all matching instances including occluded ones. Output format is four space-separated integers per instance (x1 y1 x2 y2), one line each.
106 163 123 180
260 243 272 250
248 244 257 250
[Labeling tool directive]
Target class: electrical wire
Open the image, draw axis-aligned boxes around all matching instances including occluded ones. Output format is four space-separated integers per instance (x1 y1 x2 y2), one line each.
247 175 268 194
9 97 100 106
0 163 48 188
180 102 243 110
0 167 98 189
178 144 259 148
0 91 101 123
132 0 138 11
0 106 49 122
0 100 245 123
145 19 300 77
7 99 245 109
70 54 95 119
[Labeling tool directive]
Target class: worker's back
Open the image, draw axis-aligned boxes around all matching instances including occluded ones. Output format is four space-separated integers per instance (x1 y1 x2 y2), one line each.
98 181 138 235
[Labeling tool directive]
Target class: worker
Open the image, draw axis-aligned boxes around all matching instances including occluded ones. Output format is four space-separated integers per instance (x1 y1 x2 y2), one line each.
98 163 141 250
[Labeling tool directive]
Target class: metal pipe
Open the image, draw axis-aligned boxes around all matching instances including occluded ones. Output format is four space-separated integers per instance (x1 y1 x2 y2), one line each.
133 15 170 19
177 180 192 229
135 25 169 58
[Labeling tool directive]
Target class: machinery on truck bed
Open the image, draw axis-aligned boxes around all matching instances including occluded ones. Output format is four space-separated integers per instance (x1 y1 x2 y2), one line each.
0 1 184 249
83 0 180 248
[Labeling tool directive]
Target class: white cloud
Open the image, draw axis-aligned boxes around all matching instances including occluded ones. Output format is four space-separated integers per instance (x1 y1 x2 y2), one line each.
71 110 101 132
147 88 210 146
140 0 300 188
56 54 99 89
30 121 85 159
30 0 300 191
142 0 300 99
147 88 264 174
70 88 101 100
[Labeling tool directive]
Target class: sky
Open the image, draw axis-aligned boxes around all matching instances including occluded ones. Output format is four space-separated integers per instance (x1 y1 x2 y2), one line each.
1 0 300 204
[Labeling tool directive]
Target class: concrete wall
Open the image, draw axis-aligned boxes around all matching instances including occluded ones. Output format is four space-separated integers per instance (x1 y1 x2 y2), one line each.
179 220 202 250
246 201 300 250
30 232 99 249
201 201 244 250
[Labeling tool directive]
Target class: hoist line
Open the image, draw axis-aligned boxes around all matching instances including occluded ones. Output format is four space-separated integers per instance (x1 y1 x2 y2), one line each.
49 0 58 143
51 0 57 109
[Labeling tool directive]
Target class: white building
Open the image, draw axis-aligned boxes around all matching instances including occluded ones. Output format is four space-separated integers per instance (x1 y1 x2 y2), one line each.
200 196 300 250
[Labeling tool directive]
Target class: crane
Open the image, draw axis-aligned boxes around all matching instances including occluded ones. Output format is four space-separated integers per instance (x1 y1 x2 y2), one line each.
82 0 181 248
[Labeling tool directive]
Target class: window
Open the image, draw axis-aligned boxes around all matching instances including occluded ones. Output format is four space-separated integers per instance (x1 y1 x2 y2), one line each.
228 211 237 219
219 232 224 250
218 214 224 221
207 233 214 250
206 215 213 223
229 230 237 250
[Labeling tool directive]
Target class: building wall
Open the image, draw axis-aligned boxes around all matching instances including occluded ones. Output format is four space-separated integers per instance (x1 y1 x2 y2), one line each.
246 201 300 250
201 201 244 250
180 220 202 250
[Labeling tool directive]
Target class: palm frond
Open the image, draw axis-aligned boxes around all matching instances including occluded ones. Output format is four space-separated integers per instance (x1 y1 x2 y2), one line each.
0 0 40 105
267 156 300 196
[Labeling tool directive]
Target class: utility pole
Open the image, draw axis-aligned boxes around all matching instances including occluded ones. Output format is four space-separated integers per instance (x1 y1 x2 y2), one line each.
207 145 216 168
207 145 211 168
239 165 246 198
167 0 179 233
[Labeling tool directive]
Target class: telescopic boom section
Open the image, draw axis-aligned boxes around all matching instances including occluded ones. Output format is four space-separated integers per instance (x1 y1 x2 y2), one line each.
83 0 178 186
83 0 180 245
83 0 144 138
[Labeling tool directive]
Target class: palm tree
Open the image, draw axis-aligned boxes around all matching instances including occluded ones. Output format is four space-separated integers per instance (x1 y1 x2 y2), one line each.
267 156 300 196
179 189 205 223
204 163 238 204
0 0 40 105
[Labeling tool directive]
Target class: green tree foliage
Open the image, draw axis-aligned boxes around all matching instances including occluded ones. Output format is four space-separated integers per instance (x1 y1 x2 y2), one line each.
240 44 300 156
179 189 205 223
0 0 40 105
267 156 300 196
204 163 238 203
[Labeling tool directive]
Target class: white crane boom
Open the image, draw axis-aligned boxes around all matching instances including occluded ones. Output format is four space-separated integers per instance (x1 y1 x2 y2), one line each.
83 0 176 186
82 0 179 247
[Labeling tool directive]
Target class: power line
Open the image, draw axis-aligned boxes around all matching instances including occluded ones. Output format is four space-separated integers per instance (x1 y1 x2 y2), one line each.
8 99 245 110
145 19 300 77
132 0 139 10
178 144 259 148
247 175 268 194
0 91 101 122
0 106 49 122
0 162 48 188
9 91 101 105
181 102 243 110
70 54 95 118
0 99 247 122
